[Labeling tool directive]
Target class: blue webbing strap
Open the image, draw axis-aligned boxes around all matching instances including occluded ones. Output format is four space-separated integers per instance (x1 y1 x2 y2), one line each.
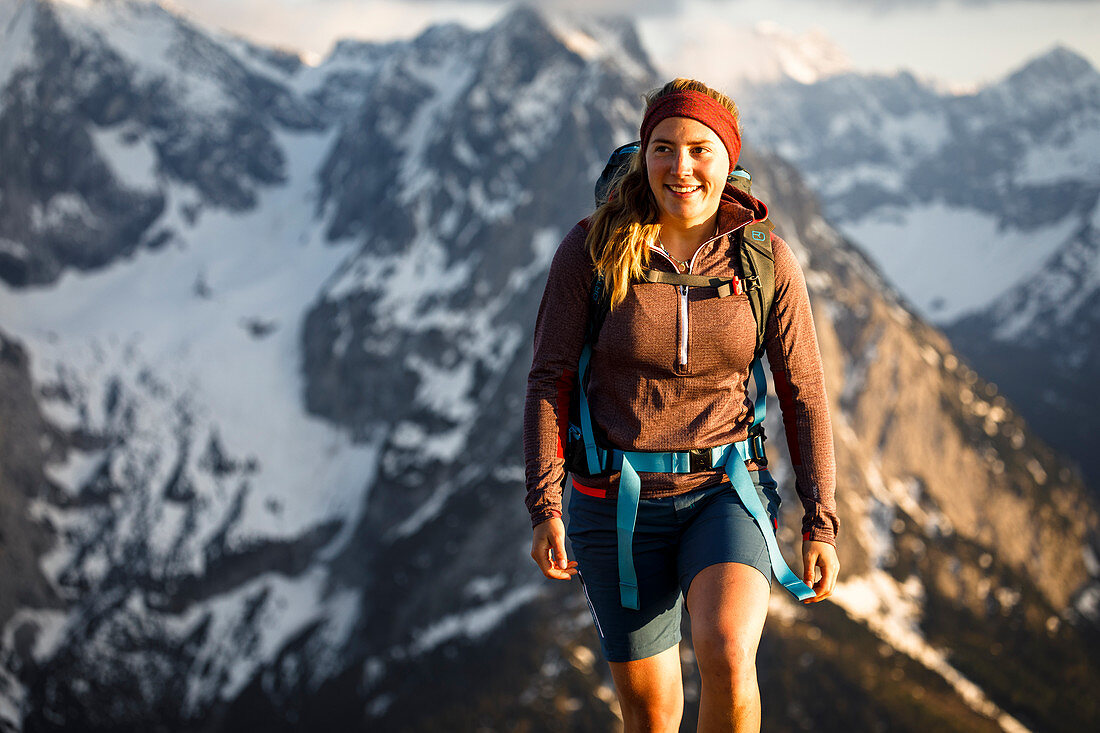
577 344 601 475
751 358 767 426
616 456 641 610
723 443 816 602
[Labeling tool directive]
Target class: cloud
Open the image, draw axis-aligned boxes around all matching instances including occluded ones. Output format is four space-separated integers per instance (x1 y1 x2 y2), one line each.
165 0 509 55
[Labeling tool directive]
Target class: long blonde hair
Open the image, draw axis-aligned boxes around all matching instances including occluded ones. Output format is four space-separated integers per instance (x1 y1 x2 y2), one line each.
586 79 741 309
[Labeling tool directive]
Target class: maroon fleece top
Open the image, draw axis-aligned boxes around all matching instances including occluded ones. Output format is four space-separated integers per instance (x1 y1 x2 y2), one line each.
523 186 838 545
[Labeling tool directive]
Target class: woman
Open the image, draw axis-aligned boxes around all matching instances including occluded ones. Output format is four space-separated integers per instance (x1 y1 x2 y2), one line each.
523 78 839 732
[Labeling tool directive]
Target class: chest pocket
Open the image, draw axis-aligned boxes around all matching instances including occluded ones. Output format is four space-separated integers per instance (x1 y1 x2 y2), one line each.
684 286 758 378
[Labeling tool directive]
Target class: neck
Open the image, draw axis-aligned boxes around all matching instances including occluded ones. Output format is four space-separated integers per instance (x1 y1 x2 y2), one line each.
657 212 720 261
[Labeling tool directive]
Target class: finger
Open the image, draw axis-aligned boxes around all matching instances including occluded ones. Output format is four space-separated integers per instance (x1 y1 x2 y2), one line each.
807 558 839 603
816 558 839 601
533 539 577 580
544 562 578 580
553 535 569 570
531 537 553 576
803 549 819 586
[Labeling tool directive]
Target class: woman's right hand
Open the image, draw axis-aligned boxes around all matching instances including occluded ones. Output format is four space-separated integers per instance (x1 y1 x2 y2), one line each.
531 517 579 580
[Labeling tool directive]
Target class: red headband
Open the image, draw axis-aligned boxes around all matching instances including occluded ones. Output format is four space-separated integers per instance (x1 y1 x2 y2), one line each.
639 90 741 172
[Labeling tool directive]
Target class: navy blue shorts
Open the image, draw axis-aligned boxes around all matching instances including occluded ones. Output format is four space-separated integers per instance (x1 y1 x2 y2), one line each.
566 470 781 663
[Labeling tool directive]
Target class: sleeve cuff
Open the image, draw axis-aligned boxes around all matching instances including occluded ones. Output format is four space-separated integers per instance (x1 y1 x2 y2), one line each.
530 507 562 528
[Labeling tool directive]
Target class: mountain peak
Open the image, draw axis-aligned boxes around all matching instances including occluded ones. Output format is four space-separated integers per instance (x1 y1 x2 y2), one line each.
1005 44 1097 88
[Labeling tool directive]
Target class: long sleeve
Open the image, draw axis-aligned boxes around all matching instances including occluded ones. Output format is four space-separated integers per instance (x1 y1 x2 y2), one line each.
522 224 593 527
763 234 839 545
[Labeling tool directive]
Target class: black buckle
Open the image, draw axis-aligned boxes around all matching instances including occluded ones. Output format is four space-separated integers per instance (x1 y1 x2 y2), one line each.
748 425 767 462
688 448 713 472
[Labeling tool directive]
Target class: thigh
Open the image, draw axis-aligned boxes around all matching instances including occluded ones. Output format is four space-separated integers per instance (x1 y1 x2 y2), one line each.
676 471 781 598
567 487 683 664
686 562 770 672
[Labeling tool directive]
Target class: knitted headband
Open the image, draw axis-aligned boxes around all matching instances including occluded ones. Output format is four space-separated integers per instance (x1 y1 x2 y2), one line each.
639 90 741 172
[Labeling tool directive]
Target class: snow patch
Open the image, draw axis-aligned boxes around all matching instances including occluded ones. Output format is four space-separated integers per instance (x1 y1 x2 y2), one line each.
1020 125 1100 185
0 237 28 260
1076 582 1100 622
406 353 477 423
43 447 107 494
32 194 94 232
0 0 36 92
835 570 1032 733
863 495 896 569
1 609 70 663
89 124 161 192
1083 545 1100 576
842 203 1077 324
465 574 507 601
408 583 540 656
159 568 362 709
0 663 23 733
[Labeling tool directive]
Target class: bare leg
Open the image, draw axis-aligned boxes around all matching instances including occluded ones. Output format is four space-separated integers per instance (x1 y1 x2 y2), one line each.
686 563 770 733
607 644 684 733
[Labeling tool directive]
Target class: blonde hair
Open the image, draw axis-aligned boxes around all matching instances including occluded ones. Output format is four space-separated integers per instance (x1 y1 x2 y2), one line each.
585 79 740 309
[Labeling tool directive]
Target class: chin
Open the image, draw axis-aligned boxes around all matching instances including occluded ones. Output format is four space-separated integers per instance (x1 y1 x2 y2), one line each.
661 203 705 224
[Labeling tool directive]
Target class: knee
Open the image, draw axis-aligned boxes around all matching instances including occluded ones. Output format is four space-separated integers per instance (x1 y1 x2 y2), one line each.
615 676 683 731
693 627 759 687
618 691 683 732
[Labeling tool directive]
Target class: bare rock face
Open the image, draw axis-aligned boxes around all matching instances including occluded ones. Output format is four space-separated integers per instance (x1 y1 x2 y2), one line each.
0 332 62 629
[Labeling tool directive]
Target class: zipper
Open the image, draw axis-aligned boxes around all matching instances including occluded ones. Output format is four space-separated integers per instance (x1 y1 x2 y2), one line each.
678 284 688 366
650 224 743 370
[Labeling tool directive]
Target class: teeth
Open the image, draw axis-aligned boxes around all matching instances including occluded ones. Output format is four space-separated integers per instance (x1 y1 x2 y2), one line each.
669 184 700 193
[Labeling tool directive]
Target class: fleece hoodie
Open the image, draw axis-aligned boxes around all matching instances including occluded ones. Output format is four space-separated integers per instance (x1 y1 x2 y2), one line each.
522 186 838 545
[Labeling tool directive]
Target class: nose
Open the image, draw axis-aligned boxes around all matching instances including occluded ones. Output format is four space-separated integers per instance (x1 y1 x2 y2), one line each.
673 148 692 177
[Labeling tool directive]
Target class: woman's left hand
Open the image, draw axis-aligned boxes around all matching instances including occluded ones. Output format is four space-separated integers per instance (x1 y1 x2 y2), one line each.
801 540 839 603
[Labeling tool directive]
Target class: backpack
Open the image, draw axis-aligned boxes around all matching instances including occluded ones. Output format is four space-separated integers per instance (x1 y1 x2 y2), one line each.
563 142 777 479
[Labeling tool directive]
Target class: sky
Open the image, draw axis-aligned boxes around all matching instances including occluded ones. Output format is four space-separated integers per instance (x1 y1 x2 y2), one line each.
161 0 1100 88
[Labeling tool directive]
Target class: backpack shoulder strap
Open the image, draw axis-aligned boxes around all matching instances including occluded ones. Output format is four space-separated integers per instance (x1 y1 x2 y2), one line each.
739 218 776 357
586 271 609 345
576 218 610 344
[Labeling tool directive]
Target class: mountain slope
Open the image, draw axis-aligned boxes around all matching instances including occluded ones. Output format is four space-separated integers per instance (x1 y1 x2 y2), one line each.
0 0 321 286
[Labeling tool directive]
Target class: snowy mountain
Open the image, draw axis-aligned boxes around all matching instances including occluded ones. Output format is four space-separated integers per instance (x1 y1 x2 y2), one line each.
739 45 1100 492
1 2 1098 731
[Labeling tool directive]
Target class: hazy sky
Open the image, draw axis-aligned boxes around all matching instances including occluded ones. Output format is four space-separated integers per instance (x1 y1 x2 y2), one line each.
163 0 1100 87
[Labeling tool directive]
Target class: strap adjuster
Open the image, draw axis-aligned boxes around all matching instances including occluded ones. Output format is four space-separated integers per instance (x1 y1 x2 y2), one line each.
688 448 714 472
748 425 767 462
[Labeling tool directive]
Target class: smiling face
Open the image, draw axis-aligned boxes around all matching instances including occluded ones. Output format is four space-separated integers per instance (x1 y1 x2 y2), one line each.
645 116 730 233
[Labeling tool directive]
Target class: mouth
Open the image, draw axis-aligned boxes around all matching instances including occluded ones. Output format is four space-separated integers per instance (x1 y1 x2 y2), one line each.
666 183 702 196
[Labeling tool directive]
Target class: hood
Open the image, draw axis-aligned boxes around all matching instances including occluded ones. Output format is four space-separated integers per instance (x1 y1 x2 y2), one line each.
718 181 769 235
